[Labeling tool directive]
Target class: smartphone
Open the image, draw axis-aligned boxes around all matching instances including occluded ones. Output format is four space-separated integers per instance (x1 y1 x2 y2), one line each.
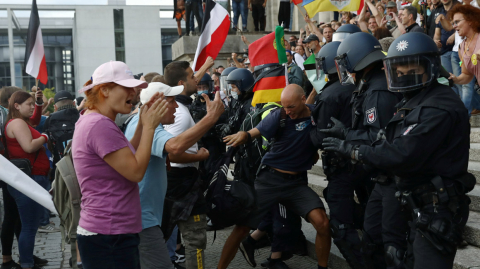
386 15 392 21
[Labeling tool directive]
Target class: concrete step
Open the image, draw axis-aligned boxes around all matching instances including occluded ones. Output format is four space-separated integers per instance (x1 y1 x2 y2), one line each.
307 174 480 248
301 217 480 269
470 128 480 143
470 143 480 162
471 115 480 128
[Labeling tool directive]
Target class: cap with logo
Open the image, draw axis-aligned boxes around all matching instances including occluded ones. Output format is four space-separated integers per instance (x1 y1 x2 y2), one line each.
140 82 183 104
54 91 75 103
302 34 320 44
80 61 148 93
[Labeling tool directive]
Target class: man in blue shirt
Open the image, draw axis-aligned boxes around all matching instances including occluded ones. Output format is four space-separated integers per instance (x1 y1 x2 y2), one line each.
125 81 225 269
218 84 330 269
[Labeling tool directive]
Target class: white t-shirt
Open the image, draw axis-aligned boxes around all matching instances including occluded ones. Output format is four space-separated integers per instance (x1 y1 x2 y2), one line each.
453 31 464 52
164 101 199 168
294 53 305 70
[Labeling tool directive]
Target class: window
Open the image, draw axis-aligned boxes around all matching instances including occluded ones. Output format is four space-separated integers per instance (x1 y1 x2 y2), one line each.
113 9 125 62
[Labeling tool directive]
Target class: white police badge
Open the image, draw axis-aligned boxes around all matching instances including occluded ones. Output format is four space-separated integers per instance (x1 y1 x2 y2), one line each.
366 107 377 124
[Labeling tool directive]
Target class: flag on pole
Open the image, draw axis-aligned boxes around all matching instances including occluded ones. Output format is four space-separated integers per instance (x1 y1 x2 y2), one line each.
251 66 287 107
302 0 362 17
25 0 48 85
248 26 288 67
192 0 230 71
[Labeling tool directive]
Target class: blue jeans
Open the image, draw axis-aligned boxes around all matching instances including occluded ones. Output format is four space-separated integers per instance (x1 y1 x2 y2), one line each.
441 51 461 95
40 180 51 226
232 0 247 29
167 225 179 262
77 233 140 269
7 175 48 268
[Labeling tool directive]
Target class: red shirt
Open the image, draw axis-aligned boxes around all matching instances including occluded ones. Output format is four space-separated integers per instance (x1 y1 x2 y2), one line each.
5 119 50 176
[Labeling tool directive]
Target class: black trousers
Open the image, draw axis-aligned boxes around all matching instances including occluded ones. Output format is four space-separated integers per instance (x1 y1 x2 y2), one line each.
1 182 21 256
363 182 409 268
257 203 303 253
185 1 202 35
278 2 290 29
251 4 266 31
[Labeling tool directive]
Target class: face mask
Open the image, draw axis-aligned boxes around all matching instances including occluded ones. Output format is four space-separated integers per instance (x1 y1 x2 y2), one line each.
231 91 239 100
197 90 208 96
395 74 424 88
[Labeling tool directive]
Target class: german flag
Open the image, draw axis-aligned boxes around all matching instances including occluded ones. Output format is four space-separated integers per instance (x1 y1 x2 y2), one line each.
251 66 286 107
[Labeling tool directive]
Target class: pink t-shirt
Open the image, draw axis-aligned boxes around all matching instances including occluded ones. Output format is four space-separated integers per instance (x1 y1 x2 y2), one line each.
460 34 480 86
72 112 142 235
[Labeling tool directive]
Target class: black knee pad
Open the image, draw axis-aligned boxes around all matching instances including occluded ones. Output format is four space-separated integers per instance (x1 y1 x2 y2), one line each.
384 245 405 269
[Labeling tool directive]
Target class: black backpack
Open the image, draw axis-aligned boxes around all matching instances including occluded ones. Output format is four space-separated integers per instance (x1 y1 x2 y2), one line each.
120 112 138 133
204 147 255 228
234 104 285 185
44 109 79 165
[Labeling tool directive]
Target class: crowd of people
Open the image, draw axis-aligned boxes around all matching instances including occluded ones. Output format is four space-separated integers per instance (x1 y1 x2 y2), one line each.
0 0 480 269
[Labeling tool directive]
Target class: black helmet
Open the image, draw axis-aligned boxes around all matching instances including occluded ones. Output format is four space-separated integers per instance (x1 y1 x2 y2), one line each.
383 33 441 92
220 67 237 94
316 41 341 75
226 68 255 93
253 63 280 79
332 24 361 42
335 32 384 85
197 73 214 94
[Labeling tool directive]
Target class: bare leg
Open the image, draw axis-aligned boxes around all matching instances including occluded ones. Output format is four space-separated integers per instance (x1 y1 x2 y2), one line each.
307 208 331 267
217 225 251 269
250 229 266 241
76 241 82 263
271 252 282 259
2 255 12 263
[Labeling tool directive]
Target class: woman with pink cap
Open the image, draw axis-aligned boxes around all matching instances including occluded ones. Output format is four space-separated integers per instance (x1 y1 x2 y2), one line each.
72 61 169 268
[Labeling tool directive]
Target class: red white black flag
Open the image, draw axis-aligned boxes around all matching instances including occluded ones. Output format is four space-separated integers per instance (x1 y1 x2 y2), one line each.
192 0 230 71
24 0 48 85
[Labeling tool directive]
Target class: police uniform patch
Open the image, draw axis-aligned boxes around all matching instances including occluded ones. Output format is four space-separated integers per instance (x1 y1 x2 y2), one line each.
403 124 417 135
296 120 309 131
366 107 377 124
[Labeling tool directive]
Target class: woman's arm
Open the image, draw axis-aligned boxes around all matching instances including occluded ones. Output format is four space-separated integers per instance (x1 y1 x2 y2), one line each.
104 98 168 183
8 119 46 153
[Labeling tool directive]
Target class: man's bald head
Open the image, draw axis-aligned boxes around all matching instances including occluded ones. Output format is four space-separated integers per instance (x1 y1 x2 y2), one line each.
281 84 305 102
281 84 307 120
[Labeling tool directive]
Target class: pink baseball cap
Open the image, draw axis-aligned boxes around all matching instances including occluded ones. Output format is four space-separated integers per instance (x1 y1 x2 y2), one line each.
79 61 148 93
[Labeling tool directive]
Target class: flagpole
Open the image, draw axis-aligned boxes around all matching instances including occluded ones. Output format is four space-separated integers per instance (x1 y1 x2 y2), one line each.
35 79 38 89
296 4 307 18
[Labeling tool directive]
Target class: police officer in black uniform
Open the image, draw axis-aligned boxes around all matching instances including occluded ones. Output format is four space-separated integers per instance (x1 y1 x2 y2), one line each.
321 32 405 269
332 24 362 42
217 68 255 137
190 73 227 176
322 32 472 269
309 41 365 269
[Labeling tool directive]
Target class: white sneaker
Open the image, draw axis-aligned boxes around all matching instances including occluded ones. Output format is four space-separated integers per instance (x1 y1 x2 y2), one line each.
38 223 60 233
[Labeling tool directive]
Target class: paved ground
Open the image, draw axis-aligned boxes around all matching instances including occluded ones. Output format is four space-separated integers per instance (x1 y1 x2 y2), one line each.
4 216 318 269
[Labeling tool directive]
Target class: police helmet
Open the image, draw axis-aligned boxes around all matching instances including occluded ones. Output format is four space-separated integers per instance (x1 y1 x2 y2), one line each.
220 67 237 94
316 41 341 75
226 68 255 93
383 32 441 92
335 32 385 85
253 63 280 79
197 73 214 93
332 24 362 42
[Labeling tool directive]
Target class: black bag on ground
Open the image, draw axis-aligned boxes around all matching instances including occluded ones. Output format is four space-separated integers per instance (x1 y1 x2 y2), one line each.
204 147 255 229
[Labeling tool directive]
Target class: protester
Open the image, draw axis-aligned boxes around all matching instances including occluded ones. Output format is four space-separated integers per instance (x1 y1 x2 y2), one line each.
72 61 169 268
5 91 51 269
373 26 393 40
395 5 425 34
427 0 443 38
232 0 248 31
286 50 304 86
302 34 321 55
321 24 334 44
448 4 480 114
218 84 330 269
174 0 186 37
249 0 266 31
185 0 203 36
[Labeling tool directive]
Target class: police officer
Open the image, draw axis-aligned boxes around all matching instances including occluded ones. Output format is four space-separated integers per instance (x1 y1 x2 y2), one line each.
190 73 227 175
322 32 472 269
309 41 365 269
321 32 405 269
219 66 237 102
217 68 255 137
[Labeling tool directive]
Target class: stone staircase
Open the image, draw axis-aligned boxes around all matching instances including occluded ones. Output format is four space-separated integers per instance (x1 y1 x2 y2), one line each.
301 116 480 269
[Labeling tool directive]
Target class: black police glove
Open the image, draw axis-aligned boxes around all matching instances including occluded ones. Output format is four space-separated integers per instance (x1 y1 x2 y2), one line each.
322 137 358 160
320 117 349 140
